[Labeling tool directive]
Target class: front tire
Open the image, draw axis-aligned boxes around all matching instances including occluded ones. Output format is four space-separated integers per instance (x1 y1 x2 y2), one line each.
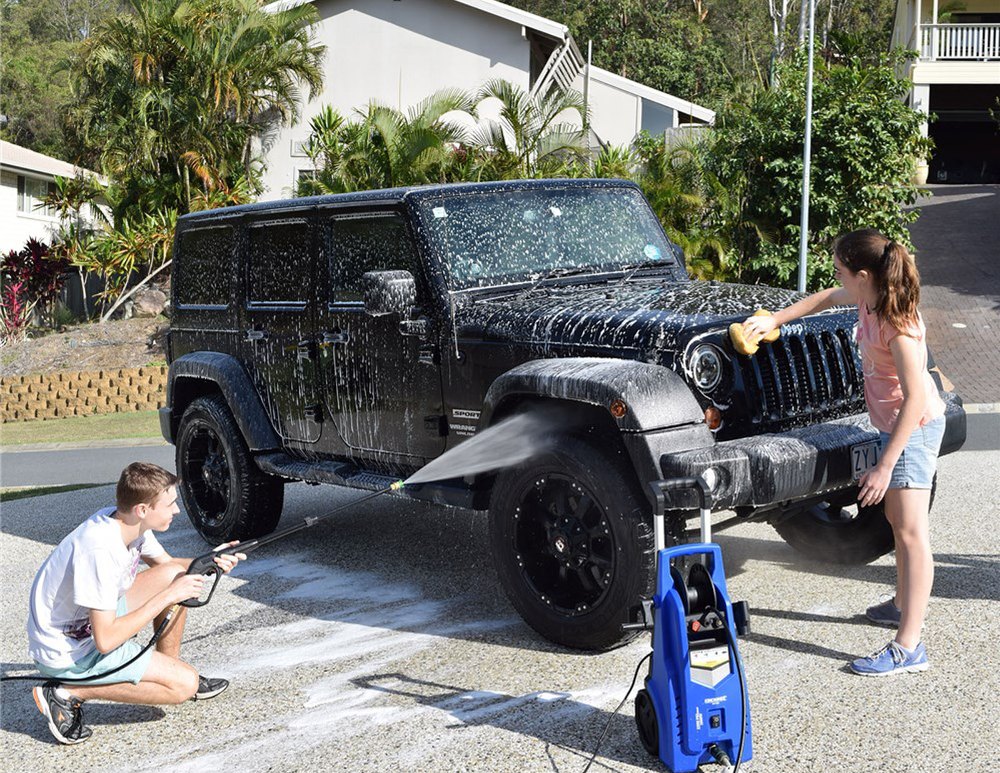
488 435 654 650
176 395 284 543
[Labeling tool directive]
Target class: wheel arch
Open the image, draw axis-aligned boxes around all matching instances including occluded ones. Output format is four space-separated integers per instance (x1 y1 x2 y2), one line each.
166 352 280 451
476 358 707 500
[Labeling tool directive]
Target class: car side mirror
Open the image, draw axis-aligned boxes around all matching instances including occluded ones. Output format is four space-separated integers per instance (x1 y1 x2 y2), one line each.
361 270 417 317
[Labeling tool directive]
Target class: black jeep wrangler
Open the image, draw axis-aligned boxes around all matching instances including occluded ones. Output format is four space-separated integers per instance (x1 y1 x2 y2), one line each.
161 179 966 649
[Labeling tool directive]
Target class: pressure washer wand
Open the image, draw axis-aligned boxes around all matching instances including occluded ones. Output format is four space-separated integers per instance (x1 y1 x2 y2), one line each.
182 480 405 608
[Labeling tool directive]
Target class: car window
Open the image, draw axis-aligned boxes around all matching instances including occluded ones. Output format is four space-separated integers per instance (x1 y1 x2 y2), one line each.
176 226 232 307
326 213 419 304
417 187 679 290
247 219 311 304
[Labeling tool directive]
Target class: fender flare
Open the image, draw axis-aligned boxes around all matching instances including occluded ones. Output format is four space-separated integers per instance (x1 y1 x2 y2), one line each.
165 352 280 451
481 357 705 433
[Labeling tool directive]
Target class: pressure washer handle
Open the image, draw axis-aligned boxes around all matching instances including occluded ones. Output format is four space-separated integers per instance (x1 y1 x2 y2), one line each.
648 475 713 516
180 553 223 608
648 473 716 551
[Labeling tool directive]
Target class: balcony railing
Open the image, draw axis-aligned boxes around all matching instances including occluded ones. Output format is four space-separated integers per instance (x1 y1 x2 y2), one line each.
919 24 1000 60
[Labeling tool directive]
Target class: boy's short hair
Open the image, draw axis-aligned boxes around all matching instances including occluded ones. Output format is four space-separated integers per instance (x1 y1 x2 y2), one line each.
117 462 178 511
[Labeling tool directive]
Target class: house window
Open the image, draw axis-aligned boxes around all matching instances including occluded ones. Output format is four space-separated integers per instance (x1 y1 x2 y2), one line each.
640 100 675 136
16 175 57 217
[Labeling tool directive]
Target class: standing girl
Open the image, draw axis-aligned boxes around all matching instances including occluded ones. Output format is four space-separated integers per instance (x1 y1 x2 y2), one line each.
742 228 946 676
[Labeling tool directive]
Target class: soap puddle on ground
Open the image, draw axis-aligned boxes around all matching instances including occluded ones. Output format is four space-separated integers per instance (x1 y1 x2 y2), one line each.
130 554 621 772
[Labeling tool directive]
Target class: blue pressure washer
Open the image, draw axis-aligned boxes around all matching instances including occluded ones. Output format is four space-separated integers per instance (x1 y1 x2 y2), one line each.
629 473 752 772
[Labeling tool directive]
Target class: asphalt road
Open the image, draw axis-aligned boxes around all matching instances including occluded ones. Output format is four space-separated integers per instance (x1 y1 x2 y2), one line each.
1 417 998 772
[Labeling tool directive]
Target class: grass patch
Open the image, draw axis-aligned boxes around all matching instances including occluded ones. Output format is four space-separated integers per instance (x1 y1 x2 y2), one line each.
1 483 106 502
1 410 163 447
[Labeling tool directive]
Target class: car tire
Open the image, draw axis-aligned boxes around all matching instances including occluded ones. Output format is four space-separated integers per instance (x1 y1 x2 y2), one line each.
771 478 936 565
488 434 654 650
176 395 283 543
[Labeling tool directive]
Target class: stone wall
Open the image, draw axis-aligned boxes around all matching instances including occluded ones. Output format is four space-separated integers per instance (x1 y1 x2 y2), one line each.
1 366 167 422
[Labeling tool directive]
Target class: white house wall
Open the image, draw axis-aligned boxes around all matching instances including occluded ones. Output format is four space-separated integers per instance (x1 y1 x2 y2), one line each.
572 71 643 148
261 0 532 200
0 171 61 253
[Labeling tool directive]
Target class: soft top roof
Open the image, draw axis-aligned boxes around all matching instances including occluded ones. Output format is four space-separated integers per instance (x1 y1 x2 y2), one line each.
177 178 640 226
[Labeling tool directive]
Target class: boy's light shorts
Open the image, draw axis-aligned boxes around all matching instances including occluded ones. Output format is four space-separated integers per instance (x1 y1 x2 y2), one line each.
879 415 945 490
34 596 155 686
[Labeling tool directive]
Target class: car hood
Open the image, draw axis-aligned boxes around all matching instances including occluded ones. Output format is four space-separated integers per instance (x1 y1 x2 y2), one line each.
455 278 814 353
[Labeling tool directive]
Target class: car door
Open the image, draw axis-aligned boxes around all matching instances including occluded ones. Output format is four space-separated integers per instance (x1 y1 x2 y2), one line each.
240 216 322 444
314 209 446 462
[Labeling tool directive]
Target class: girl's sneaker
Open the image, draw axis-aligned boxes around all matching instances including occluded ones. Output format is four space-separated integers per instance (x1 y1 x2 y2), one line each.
850 641 929 677
865 595 901 627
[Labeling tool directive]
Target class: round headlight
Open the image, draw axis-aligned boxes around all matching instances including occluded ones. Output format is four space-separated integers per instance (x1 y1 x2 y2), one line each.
691 345 723 392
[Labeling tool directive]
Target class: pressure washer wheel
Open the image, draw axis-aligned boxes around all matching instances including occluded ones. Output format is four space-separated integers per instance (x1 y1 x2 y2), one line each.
176 395 283 542
488 435 654 650
634 688 659 756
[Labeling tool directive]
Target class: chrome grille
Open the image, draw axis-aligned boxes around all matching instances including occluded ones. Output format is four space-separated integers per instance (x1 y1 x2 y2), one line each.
738 329 864 426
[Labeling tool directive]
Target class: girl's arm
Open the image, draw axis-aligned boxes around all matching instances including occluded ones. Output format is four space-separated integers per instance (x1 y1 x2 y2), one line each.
857 334 928 507
743 286 853 339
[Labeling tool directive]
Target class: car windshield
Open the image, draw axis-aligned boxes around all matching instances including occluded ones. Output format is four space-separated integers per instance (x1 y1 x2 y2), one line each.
417 186 679 290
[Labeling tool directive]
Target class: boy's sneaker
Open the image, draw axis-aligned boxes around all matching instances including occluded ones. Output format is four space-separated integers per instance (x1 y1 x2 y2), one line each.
850 641 929 677
866 595 902 627
32 682 92 745
191 675 229 701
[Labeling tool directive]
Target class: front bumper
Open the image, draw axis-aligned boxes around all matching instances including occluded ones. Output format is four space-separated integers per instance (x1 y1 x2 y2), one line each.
654 391 966 510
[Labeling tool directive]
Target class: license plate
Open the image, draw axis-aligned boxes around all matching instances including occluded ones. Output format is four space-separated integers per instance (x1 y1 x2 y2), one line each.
851 440 881 480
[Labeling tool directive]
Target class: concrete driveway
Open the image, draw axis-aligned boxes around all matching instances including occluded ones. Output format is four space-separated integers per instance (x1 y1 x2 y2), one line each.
2 416 998 773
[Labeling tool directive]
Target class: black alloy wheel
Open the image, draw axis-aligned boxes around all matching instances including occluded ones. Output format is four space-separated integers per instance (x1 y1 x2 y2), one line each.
512 473 616 615
176 395 283 543
489 434 654 650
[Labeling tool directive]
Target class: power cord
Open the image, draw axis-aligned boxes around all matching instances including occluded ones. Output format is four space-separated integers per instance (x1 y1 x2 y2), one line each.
708 606 748 773
580 651 651 773
1 606 176 684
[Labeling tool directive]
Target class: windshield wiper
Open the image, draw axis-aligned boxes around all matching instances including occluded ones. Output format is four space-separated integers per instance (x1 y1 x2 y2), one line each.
516 265 595 299
618 259 674 283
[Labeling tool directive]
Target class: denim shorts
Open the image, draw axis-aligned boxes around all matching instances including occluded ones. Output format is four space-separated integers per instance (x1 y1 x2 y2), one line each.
34 596 154 686
878 415 945 490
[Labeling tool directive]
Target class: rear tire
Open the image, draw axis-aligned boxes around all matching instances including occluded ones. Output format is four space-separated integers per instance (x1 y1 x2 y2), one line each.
176 395 284 543
771 479 936 564
488 435 654 650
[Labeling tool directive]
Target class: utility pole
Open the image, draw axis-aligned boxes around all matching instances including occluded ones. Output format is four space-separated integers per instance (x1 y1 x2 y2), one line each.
796 0 816 293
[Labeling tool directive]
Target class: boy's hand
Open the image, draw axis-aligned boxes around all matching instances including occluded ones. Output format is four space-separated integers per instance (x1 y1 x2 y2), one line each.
168 573 205 604
211 541 247 574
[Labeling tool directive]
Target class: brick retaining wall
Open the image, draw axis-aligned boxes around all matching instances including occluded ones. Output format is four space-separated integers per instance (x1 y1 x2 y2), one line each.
1 366 167 422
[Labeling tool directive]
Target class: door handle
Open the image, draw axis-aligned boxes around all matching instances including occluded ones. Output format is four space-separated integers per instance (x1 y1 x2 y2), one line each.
320 330 350 346
296 340 317 363
399 317 431 337
246 328 268 341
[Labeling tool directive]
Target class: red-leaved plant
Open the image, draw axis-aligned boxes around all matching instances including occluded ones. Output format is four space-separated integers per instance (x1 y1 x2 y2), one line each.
1 238 71 345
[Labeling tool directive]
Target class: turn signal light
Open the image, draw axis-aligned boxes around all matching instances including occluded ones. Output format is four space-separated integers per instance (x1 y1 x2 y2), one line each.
609 399 628 419
704 406 722 430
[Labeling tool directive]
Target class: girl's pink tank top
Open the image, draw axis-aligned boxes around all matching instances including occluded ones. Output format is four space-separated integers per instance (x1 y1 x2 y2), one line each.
856 303 945 433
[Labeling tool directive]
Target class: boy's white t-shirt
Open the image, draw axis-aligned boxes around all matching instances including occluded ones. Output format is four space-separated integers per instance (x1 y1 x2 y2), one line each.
27 507 166 668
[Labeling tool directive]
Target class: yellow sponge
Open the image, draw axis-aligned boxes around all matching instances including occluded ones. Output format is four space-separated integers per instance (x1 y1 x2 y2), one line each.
729 309 780 356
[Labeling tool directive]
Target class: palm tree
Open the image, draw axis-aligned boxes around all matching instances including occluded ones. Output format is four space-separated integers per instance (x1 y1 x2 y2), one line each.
67 0 324 219
299 89 476 194
468 79 590 179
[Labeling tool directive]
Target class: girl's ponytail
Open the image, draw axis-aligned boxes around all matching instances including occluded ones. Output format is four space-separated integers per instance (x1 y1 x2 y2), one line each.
878 240 920 332
833 229 921 331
